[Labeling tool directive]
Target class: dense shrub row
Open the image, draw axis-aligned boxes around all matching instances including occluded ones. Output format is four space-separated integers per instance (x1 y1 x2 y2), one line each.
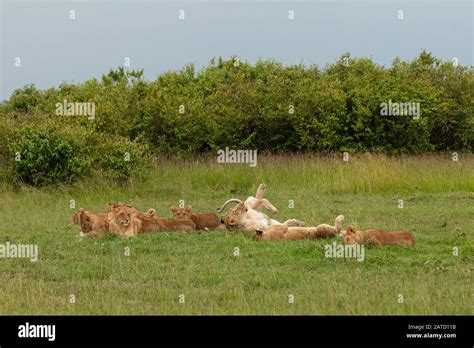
1 120 149 186
0 51 472 185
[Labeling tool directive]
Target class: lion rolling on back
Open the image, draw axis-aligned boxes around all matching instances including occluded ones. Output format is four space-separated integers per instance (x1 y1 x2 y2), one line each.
253 215 344 241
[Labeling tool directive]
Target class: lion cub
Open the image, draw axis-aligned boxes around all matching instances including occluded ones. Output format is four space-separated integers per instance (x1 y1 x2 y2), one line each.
108 204 196 236
107 204 141 237
253 215 344 241
106 204 156 236
342 224 415 247
72 209 109 236
130 208 164 234
171 206 220 230
155 216 196 232
135 207 196 233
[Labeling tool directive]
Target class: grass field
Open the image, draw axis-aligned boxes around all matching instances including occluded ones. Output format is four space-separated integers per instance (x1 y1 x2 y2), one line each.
0 154 472 315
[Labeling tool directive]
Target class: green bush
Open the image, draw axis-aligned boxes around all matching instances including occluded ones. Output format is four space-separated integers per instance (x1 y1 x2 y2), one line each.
10 125 89 186
133 52 473 155
91 133 150 183
5 121 150 186
1 51 473 170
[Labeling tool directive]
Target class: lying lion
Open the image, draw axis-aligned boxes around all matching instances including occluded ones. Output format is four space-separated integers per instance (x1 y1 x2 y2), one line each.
71 203 153 237
171 205 220 230
253 215 344 241
218 184 304 232
217 184 278 214
153 216 196 232
72 208 109 236
342 224 415 247
108 204 195 237
105 204 139 237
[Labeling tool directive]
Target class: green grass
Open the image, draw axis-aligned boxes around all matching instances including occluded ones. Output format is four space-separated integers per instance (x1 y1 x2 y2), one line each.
0 154 472 315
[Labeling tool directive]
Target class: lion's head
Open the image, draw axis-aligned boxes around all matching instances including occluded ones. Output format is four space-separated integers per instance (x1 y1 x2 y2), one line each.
342 224 357 244
72 208 84 225
220 202 248 230
171 206 193 219
72 208 94 234
108 204 133 227
252 229 266 241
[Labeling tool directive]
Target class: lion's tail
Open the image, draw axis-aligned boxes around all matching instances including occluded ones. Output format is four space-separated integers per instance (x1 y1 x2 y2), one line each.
216 199 243 213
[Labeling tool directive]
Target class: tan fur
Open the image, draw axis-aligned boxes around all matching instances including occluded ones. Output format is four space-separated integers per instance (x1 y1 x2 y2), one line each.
171 206 220 230
107 204 139 237
154 216 196 231
106 204 161 236
107 203 155 217
72 208 109 236
245 184 278 213
255 183 266 200
131 211 162 233
217 184 304 232
343 224 415 247
132 210 196 233
108 204 194 236
253 215 344 241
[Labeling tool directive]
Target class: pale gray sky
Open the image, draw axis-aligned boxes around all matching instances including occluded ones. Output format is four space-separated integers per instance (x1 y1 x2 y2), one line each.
1 0 472 100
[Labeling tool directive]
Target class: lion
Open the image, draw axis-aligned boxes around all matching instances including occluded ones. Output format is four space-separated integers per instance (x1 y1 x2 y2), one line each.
134 210 196 233
127 208 163 234
107 203 155 216
171 205 220 230
217 184 278 215
108 204 196 236
107 204 140 237
72 208 109 236
154 216 196 232
253 215 344 241
342 224 415 247
217 183 304 232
